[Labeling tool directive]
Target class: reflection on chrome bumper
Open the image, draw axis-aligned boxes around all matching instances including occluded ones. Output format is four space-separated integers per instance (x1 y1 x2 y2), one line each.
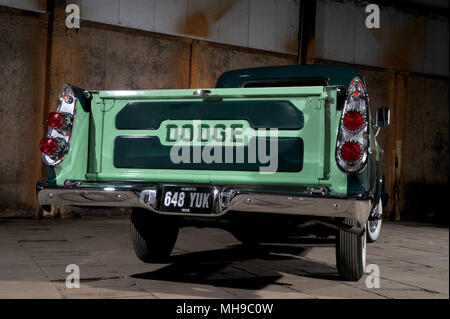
36 180 371 225
228 194 370 226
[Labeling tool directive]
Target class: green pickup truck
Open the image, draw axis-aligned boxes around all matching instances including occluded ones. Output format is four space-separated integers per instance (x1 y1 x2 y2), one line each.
36 65 390 281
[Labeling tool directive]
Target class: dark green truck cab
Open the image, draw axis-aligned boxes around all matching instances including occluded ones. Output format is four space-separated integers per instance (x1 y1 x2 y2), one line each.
37 65 390 281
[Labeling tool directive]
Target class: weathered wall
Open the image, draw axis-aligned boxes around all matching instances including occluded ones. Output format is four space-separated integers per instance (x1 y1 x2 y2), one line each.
0 7 48 217
315 0 449 77
190 40 296 88
359 67 448 222
397 74 449 222
77 0 300 55
48 21 192 108
47 14 295 108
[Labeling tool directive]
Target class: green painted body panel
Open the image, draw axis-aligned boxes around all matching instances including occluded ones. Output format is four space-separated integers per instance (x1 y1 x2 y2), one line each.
46 83 379 198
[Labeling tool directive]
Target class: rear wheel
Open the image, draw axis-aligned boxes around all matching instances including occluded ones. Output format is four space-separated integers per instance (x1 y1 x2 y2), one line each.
336 218 366 281
130 208 179 263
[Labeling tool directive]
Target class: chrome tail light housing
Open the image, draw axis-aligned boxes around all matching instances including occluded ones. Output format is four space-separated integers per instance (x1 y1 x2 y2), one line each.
40 83 76 166
336 77 369 173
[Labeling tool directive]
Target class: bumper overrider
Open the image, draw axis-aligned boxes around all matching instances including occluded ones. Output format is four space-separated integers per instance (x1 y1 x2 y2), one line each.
36 180 371 230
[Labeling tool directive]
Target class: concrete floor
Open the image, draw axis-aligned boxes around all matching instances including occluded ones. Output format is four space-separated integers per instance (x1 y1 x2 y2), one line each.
0 217 448 299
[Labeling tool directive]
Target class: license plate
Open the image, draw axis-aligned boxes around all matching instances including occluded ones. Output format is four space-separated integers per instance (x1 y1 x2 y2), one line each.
159 185 216 214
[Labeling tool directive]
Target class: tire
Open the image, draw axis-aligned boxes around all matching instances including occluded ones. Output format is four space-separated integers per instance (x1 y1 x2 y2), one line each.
336 218 366 281
130 208 179 263
367 198 383 243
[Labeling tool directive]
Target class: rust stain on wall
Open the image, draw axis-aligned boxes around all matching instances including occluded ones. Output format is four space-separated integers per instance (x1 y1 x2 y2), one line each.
178 11 210 38
283 38 299 55
177 0 237 38
371 17 426 70
305 37 316 63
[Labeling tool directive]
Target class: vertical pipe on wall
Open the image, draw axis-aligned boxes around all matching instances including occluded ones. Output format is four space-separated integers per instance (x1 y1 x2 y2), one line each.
297 0 304 64
37 0 55 217
42 0 55 141
298 0 316 64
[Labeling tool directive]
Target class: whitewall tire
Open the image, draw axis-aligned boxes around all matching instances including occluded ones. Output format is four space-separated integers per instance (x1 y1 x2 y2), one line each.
367 198 383 243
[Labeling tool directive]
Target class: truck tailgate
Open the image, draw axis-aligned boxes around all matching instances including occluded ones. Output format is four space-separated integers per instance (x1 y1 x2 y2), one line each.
88 87 331 187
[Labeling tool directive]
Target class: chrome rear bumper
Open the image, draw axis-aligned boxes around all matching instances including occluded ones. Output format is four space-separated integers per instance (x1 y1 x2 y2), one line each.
36 180 371 226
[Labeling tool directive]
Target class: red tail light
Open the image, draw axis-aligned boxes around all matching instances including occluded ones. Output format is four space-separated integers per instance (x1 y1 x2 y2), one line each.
340 142 361 162
343 111 364 131
46 112 69 129
335 77 369 173
39 137 61 155
40 83 78 166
